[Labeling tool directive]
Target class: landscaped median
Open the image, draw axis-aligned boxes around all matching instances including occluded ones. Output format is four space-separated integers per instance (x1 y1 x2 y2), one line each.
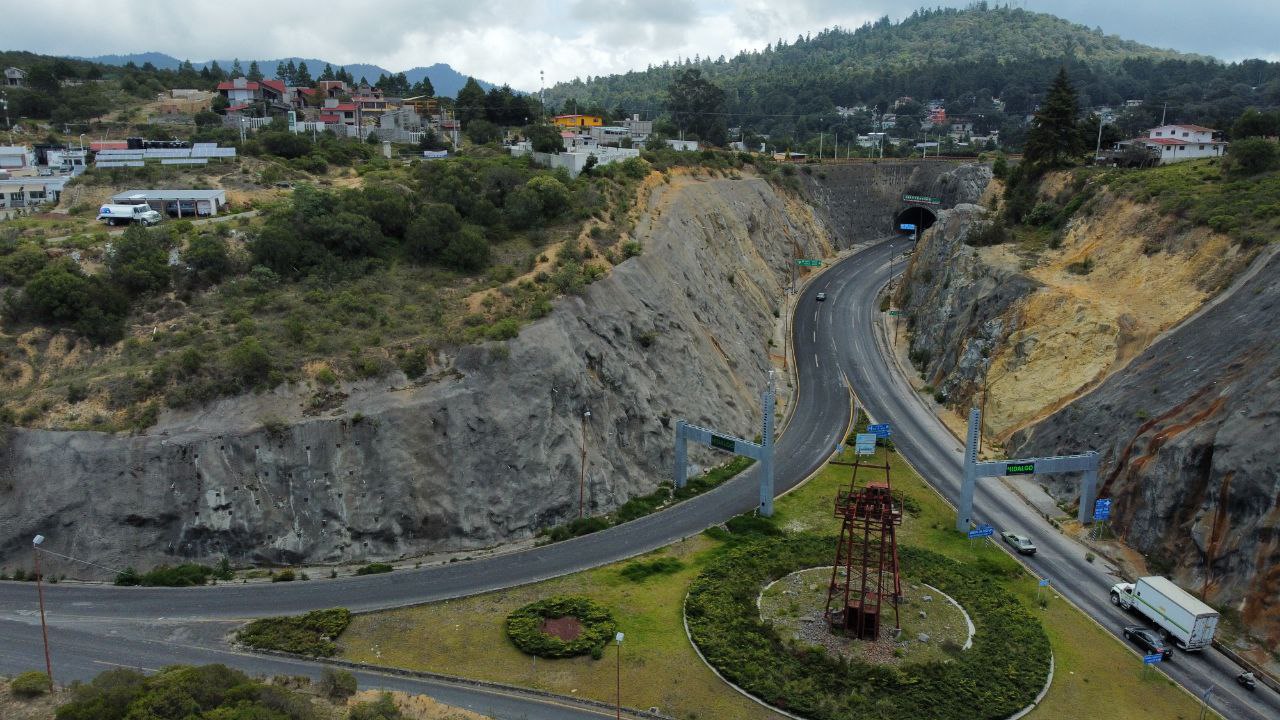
234 441 1216 720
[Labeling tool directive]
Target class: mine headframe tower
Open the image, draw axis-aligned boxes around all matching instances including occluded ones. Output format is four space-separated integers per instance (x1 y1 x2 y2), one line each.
824 450 903 640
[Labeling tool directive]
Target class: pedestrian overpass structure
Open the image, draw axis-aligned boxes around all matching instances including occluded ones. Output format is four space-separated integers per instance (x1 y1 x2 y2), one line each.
957 407 1101 531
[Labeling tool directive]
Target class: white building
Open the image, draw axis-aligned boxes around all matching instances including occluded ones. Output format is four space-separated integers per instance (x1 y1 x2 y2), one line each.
665 139 699 152
0 145 34 171
4 67 25 87
1119 124 1228 164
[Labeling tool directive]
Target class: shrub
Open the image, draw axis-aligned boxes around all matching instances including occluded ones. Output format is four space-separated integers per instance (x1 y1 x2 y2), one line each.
10 670 49 697
349 692 403 720
505 596 617 659
116 563 214 587
318 667 358 700
619 556 684 582
227 337 272 385
354 562 393 576
236 608 352 656
272 569 296 582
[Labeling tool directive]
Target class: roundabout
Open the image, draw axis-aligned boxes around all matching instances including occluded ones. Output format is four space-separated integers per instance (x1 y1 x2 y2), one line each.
685 534 1052 720
505 595 617 660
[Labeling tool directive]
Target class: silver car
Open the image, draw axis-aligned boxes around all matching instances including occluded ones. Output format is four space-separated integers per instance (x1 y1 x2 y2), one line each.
1001 531 1037 555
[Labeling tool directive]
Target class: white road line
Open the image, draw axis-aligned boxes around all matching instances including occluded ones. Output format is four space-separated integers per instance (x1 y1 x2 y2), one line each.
813 330 816 342
814 354 819 368
94 659 160 672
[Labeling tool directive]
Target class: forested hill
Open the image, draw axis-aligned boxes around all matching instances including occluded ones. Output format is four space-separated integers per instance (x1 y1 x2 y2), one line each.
545 5 1277 141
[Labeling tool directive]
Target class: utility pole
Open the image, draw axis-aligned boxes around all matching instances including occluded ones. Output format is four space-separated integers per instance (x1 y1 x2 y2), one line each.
818 132 823 160
614 632 624 720
579 410 591 519
1161 102 1167 126
32 535 53 693
1094 113 1106 162
540 70 545 120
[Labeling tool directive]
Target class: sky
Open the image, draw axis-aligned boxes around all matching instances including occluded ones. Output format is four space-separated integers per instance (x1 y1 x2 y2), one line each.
4 1 1278 90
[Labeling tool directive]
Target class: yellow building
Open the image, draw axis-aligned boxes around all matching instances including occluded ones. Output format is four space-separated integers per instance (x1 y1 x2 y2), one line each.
552 114 603 128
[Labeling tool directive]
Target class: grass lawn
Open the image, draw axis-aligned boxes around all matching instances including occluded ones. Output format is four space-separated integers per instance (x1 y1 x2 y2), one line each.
338 442 1215 720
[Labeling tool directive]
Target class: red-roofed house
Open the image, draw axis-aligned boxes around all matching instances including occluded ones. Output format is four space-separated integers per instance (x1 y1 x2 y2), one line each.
258 79 286 103
1117 123 1227 164
316 80 348 99
321 98 359 125
216 77 261 104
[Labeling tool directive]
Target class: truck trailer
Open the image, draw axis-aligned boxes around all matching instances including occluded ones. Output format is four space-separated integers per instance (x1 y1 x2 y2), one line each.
1110 576 1218 651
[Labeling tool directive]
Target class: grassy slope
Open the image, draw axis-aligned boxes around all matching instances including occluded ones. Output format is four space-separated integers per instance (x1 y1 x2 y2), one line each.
338 442 1213 719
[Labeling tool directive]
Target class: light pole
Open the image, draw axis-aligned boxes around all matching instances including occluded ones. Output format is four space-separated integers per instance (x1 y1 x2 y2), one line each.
579 409 591 519
1093 113 1108 163
32 534 54 693
614 631 624 720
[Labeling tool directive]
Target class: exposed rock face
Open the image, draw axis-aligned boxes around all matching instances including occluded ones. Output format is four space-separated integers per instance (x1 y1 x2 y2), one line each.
1010 246 1280 645
0 175 829 573
800 162 992 247
897 179 1279 645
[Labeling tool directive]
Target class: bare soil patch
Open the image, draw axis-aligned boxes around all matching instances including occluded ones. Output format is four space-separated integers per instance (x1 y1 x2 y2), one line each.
538 615 583 642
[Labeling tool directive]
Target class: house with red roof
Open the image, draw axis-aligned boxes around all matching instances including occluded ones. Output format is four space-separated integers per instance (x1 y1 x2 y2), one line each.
216 77 260 104
1116 123 1228 164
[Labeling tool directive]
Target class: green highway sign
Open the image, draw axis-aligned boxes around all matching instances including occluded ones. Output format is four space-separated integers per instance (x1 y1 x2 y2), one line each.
796 259 822 267
711 434 736 452
1005 462 1036 476
902 194 942 205
888 310 902 316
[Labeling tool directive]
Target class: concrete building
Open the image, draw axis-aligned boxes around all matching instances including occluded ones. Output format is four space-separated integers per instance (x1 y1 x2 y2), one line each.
621 114 652 139
588 126 631 145
553 114 603 128
1117 124 1228 164
0 176 69 209
111 189 228 217
0 146 34 171
665 139 699 152
4 67 24 87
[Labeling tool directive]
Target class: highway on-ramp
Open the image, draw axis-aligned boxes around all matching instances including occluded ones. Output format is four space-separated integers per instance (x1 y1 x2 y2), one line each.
1 238 1276 720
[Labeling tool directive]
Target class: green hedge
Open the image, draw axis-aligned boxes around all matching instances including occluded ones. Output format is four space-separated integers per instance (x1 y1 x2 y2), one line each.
236 608 352 657
685 535 1051 719
505 596 617 659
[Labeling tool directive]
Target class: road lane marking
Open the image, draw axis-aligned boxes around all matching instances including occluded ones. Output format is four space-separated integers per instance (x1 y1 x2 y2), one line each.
94 660 160 672
814 354 819 368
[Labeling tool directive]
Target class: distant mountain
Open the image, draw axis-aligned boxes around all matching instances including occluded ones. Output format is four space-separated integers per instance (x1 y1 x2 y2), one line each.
78 53 497 97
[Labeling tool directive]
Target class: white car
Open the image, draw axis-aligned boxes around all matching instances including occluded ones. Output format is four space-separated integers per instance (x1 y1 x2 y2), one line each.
816 292 827 301
1000 531 1037 555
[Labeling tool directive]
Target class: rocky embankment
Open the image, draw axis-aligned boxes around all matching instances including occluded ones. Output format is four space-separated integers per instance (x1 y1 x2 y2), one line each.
898 177 1279 646
0 173 830 573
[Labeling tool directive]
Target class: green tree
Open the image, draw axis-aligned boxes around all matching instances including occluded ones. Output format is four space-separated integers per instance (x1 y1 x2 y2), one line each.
1232 108 1280 139
108 225 170 296
247 60 263 82
295 60 313 86
1226 137 1279 176
465 119 501 145
227 338 272 385
441 225 490 272
230 58 244 77
455 77 487 124
1024 67 1082 166
404 204 462 263
183 234 232 283
525 176 571 219
666 69 727 146
17 261 130 343
410 75 435 97
525 124 563 153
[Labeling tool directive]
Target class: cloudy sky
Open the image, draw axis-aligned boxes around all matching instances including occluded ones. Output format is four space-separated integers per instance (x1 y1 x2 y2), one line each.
6 0 1278 89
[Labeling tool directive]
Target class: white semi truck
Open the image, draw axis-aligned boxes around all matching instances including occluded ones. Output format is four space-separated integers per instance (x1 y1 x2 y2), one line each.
97 203 162 226
1111 576 1219 651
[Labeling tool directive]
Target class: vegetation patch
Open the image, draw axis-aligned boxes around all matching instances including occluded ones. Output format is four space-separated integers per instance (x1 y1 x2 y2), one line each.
52 664 321 719
685 535 1050 719
9 671 49 698
236 607 352 657
505 595 617 659
354 562 394 576
113 559 233 587
619 556 685 582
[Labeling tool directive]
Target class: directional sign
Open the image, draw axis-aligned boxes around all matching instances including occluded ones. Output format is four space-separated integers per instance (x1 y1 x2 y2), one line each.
1038 578 1051 588
968 524 994 539
1143 653 1163 665
710 434 736 452
899 223 917 232
854 433 878 455
796 259 822 267
888 310 902 317
867 423 892 438
1005 462 1036 476
1094 498 1112 521
902 193 942 205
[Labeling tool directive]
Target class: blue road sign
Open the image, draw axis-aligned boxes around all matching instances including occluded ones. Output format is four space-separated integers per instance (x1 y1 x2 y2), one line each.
868 423 892 438
968 524 994 539
1038 578 1051 588
899 223 917 232
1094 498 1112 521
855 433 877 455
1143 653 1163 665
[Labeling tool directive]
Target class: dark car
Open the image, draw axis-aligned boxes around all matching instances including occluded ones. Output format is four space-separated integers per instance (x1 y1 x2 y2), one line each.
816 292 826 301
1123 625 1173 661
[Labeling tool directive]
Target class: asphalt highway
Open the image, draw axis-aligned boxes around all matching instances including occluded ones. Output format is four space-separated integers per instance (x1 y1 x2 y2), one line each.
818 238 1280 720
1 238 1276 719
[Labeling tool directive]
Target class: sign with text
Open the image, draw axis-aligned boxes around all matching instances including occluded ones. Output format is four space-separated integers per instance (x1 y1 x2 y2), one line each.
902 193 942 205
867 423 892 438
1005 462 1036 476
1038 578 1051 588
899 223 917 232
968 524 994 539
1094 498 1112 521
710 434 736 452
854 433 878 455
796 259 822 267
1143 653 1163 665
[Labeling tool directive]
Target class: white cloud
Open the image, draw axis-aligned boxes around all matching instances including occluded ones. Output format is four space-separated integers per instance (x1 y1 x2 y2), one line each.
2 1 1276 90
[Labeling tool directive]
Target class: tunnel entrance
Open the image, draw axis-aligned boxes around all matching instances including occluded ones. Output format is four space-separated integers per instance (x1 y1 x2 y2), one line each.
894 206 938 236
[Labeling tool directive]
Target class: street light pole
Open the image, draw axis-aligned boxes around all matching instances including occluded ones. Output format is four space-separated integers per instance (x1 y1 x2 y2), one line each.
32 535 53 693
614 631 624 720
579 410 591 519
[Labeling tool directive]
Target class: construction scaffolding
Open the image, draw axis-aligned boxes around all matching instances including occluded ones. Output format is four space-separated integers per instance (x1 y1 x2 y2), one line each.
824 449 903 640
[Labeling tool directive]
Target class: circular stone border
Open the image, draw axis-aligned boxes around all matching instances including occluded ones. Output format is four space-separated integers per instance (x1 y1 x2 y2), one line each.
684 535 1053 720
755 568 976 652
505 595 617 659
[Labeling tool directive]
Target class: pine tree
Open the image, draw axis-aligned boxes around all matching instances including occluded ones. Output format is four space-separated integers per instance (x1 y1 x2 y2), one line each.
247 61 263 82
231 58 244 77
295 61 312 86
208 60 226 82
319 63 334 81
1024 67 1082 167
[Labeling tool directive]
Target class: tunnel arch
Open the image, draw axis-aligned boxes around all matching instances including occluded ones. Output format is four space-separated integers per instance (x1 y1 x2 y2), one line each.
893 205 938 236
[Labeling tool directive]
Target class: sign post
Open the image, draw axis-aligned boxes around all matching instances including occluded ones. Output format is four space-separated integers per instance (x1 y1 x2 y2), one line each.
1143 653 1163 665
967 524 994 540
796 259 822 267
1037 577 1051 603
854 433 878 455
1092 498 1112 539
867 423 892 438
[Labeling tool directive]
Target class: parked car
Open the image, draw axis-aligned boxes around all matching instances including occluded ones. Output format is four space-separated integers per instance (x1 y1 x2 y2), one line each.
816 292 827 301
1123 625 1173 661
1000 531 1037 555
